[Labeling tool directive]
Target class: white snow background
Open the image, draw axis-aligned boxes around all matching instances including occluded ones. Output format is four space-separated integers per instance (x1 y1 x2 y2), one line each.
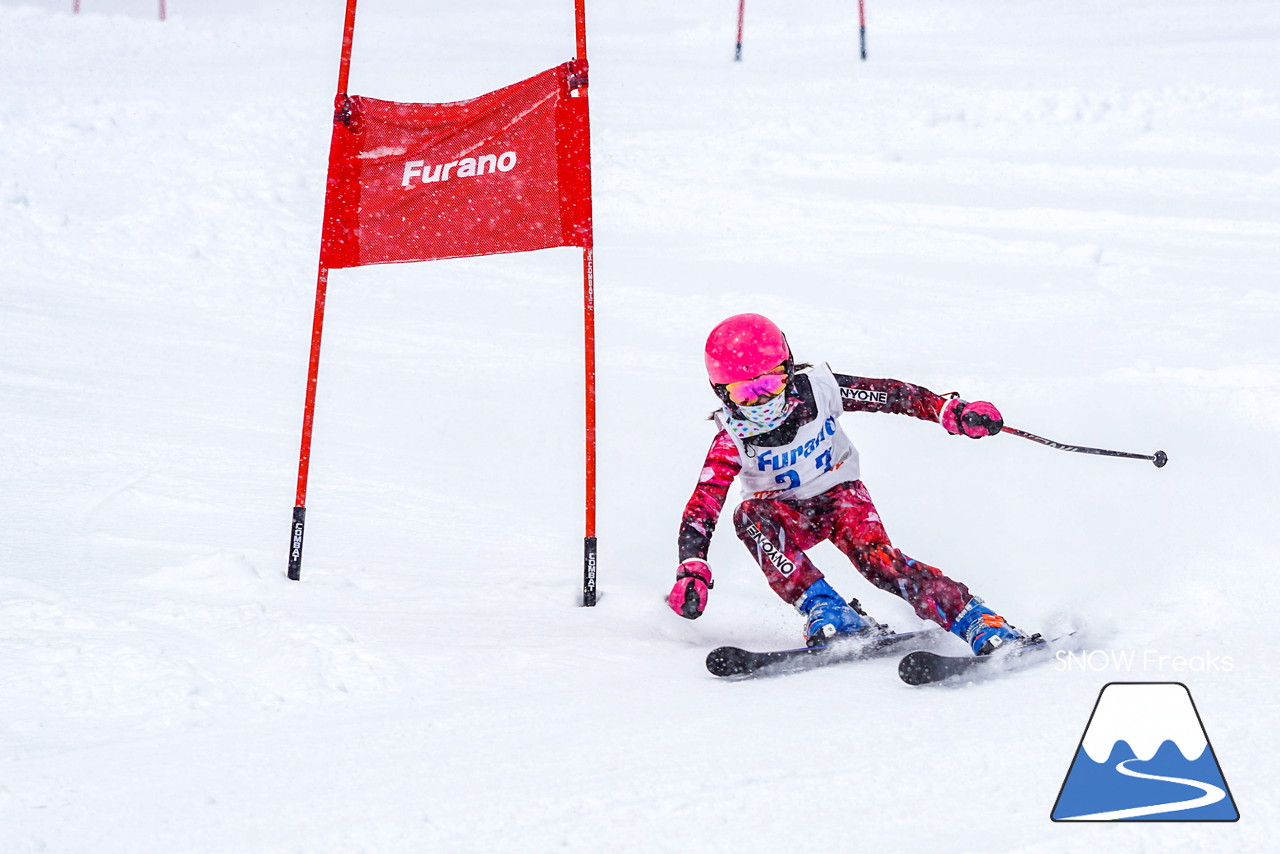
2 0 1277 851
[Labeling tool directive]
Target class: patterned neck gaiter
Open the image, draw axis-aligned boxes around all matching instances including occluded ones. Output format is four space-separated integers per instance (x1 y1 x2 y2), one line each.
725 394 796 440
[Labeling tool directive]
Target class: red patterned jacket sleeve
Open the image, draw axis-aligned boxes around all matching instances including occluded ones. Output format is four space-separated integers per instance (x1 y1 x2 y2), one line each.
677 429 742 563
832 372 949 422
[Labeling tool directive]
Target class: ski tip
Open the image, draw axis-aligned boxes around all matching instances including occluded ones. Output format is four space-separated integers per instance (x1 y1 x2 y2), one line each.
898 634 1051 685
897 650 942 686
706 646 751 678
897 649 988 686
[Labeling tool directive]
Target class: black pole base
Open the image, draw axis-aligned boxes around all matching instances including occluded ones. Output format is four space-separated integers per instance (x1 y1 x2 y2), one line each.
288 506 306 581
583 536 597 606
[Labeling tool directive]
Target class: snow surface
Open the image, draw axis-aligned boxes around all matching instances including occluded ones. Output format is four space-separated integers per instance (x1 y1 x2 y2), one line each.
2 0 1277 850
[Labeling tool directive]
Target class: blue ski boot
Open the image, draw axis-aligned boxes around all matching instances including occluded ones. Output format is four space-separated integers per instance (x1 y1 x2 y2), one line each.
950 597 1025 655
798 579 869 647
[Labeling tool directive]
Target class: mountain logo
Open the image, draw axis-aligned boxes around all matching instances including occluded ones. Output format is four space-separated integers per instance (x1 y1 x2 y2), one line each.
1051 682 1239 821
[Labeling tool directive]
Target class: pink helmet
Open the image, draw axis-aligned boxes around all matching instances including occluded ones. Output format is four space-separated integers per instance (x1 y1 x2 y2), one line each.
704 313 792 385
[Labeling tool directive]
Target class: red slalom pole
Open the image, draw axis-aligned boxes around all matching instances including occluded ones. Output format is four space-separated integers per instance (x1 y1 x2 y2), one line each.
735 0 745 61
858 0 867 60
289 0 360 581
575 0 599 606
581 247 598 606
290 265 329 580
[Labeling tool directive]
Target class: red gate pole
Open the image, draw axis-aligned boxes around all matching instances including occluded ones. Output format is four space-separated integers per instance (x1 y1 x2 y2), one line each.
858 0 867 60
575 0 599 606
289 0 360 581
735 0 745 61
159 0 166 22
582 246 597 606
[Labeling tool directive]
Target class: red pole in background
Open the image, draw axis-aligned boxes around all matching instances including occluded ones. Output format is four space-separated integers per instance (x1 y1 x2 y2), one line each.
72 1 166 18
575 0 598 606
289 0 360 581
858 0 867 60
735 0 745 61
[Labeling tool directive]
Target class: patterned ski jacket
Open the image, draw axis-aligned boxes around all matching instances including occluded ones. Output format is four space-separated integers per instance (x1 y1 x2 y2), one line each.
677 363 948 563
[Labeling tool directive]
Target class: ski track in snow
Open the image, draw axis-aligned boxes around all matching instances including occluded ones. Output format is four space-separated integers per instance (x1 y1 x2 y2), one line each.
1 0 1277 851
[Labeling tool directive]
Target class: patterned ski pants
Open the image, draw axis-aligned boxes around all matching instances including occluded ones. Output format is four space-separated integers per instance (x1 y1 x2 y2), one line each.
733 481 972 629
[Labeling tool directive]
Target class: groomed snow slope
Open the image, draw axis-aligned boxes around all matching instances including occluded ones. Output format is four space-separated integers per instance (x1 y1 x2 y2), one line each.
2 0 1276 850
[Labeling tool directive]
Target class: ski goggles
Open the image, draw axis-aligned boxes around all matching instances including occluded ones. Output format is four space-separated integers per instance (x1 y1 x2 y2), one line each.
723 365 789 406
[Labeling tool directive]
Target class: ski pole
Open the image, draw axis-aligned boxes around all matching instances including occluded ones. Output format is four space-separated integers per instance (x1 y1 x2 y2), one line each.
1001 426 1168 468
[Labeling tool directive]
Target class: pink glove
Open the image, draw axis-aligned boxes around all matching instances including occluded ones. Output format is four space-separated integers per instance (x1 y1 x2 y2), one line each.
668 559 713 619
940 398 1003 439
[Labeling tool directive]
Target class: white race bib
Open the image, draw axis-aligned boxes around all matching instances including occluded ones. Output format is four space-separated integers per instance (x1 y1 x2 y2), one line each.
719 363 860 501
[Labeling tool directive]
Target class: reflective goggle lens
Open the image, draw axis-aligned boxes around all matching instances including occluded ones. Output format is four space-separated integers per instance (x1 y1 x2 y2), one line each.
724 368 788 405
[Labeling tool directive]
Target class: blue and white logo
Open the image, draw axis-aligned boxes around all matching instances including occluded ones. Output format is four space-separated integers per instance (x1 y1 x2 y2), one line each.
1051 682 1238 821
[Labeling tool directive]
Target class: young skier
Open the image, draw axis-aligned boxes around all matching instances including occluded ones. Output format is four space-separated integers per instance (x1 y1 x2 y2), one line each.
667 313 1030 655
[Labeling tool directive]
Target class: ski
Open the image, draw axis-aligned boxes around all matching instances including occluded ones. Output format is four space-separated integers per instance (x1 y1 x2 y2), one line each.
897 634 1052 686
707 629 939 678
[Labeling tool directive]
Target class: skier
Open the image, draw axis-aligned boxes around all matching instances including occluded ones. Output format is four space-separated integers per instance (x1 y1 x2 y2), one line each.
667 313 1030 655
